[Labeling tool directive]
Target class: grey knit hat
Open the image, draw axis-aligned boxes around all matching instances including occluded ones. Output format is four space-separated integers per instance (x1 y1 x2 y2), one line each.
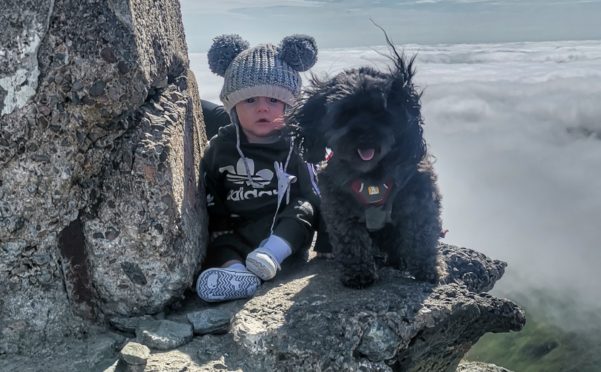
208 34 318 112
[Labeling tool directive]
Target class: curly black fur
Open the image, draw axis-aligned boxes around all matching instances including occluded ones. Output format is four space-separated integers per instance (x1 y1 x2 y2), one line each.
288 43 446 288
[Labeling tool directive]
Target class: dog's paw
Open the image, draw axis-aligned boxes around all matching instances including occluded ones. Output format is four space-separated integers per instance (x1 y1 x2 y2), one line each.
341 270 378 289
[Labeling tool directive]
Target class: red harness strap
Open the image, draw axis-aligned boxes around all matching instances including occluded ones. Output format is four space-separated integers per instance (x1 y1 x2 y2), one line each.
349 178 395 206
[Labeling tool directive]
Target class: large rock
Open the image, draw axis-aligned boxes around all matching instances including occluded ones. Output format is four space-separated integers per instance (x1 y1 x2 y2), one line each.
166 245 523 372
0 0 207 354
0 245 525 371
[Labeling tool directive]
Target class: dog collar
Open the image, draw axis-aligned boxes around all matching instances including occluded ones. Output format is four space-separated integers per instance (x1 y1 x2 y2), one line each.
349 178 394 206
348 177 397 231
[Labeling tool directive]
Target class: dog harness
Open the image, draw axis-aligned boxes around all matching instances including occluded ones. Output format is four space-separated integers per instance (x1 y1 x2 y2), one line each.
349 178 397 231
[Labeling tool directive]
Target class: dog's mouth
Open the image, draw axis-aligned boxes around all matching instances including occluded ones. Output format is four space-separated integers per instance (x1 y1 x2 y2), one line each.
357 147 376 161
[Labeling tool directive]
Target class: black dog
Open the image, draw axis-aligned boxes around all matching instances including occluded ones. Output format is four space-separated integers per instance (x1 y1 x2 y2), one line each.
288 43 446 288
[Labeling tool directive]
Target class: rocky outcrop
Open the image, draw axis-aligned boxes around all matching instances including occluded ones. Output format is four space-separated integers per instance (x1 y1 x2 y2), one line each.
0 0 525 368
0 245 524 371
0 0 207 354
179 245 524 371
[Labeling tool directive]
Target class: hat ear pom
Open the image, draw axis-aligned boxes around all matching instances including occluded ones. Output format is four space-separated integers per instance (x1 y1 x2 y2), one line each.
278 35 318 72
207 34 250 76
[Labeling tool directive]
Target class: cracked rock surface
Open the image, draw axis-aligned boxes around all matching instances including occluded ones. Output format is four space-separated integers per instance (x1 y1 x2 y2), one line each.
0 0 207 355
0 245 524 371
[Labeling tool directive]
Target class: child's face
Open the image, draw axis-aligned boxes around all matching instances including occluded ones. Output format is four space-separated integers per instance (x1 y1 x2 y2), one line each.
235 96 286 143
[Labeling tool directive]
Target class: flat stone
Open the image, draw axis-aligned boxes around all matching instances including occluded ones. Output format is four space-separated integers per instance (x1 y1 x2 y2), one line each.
136 320 193 351
119 341 150 365
109 315 154 333
186 308 232 335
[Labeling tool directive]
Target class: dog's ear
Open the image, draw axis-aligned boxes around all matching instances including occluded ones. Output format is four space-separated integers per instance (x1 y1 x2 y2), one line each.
288 78 329 163
386 53 428 163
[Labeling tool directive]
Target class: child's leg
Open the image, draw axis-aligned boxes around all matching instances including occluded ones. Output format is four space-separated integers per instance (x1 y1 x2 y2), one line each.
246 235 292 281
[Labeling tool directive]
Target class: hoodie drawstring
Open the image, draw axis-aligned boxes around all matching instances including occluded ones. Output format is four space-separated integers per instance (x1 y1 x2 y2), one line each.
269 138 295 234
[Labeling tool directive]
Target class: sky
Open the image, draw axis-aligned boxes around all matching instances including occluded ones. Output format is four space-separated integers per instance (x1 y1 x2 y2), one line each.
181 0 601 52
181 2 601 327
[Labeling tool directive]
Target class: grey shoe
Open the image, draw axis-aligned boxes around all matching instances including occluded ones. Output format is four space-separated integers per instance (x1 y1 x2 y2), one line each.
246 248 280 281
196 268 261 303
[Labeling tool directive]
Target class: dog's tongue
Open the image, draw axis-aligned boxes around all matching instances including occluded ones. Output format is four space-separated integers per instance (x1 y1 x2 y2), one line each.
357 148 375 161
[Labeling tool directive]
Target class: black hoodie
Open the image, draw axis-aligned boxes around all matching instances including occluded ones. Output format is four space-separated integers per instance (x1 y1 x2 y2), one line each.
201 123 319 252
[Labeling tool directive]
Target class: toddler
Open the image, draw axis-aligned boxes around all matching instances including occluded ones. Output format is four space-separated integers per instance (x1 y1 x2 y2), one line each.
196 34 319 302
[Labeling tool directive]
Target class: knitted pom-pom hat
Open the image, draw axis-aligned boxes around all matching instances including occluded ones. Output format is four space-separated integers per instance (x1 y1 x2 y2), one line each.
207 34 318 112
